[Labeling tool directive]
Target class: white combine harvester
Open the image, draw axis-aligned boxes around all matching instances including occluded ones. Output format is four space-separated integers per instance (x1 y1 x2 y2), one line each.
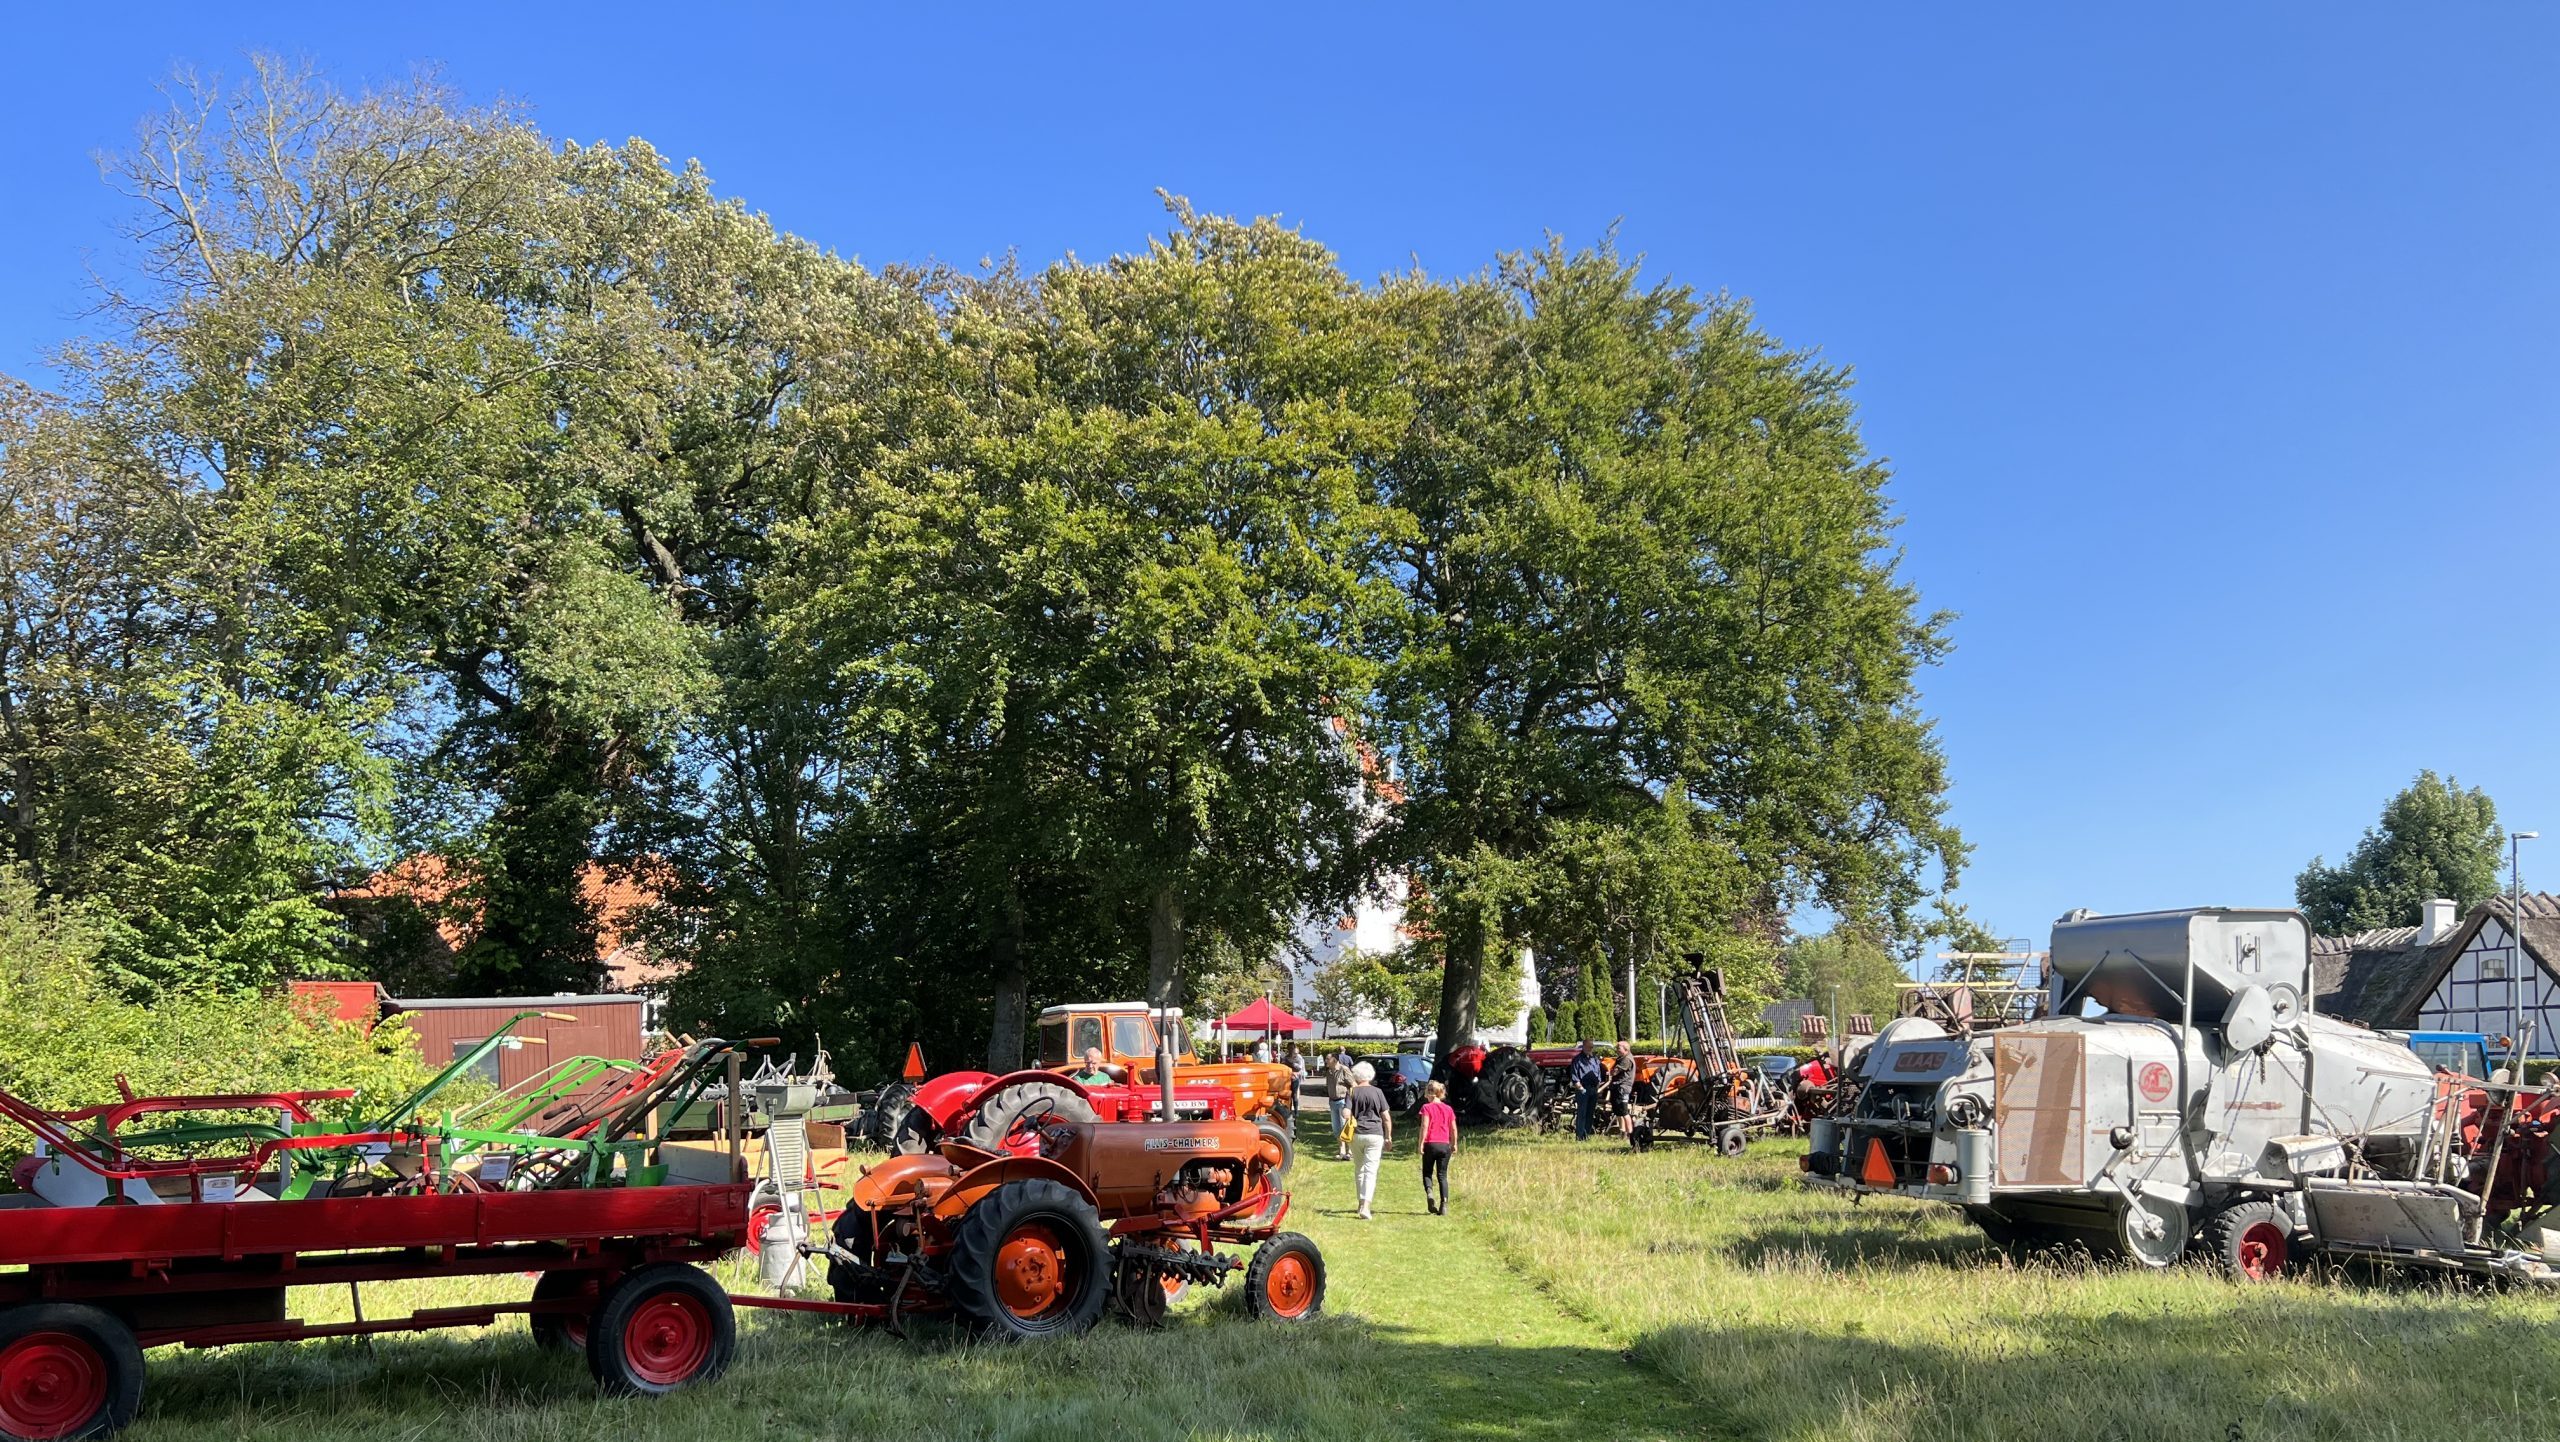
1803 906 2560 1279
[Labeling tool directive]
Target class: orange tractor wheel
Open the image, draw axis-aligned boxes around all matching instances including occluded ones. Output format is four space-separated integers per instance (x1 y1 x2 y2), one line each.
1244 1233 1326 1322
946 1180 1111 1339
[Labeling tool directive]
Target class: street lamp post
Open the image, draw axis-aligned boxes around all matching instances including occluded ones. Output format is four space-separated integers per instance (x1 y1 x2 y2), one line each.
2511 830 2539 1068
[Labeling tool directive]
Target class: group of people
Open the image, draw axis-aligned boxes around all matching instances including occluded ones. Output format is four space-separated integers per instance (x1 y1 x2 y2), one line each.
1296 1047 1457 1220
1565 1038 1644 1141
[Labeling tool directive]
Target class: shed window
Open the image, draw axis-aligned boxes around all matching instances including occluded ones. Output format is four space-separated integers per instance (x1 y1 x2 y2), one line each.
449 1038 504 1085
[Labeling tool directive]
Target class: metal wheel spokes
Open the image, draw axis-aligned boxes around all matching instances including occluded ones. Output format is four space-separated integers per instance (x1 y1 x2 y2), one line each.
1262 1253 1316 1319
622 1293 713 1387
0 1330 106 1439
995 1223 1071 1319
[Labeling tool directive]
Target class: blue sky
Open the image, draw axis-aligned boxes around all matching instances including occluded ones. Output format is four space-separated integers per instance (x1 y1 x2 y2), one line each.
5 6 2555 949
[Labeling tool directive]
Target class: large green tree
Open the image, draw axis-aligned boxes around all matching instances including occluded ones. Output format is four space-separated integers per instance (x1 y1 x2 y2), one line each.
2296 770 2505 935
1375 242 1962 1061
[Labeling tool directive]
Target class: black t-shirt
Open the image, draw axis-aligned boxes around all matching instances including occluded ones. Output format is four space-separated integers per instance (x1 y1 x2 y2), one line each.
1348 1085 1391 1137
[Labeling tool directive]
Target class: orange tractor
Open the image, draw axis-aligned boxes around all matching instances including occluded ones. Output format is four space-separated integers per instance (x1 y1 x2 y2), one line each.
810 1111 1322 1336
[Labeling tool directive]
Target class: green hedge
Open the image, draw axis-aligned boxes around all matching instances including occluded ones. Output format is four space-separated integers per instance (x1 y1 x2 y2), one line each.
0 875 443 1182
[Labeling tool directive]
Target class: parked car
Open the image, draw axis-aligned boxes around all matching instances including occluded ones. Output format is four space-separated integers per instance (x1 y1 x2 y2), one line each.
1356 1052 1434 1112
1756 1055 1800 1086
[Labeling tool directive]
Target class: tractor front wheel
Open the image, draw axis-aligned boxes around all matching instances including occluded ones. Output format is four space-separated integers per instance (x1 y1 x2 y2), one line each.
947 1180 1110 1340
2201 1200 2294 1281
0 1303 142 1442
587 1263 736 1397
1244 1233 1326 1322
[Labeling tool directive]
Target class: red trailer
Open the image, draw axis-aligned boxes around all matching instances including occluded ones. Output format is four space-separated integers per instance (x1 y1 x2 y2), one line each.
0 1183 752 1439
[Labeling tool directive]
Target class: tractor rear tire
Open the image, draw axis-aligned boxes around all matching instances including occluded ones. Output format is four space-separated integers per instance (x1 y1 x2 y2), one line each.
0 1302 144 1441
585 1263 735 1398
2201 1199 2294 1281
1470 1048 1543 1126
946 1180 1110 1340
865 1081 918 1151
889 1106 939 1156
962 1080 1098 1151
1244 1233 1326 1322
1242 1120 1295 1229
529 1269 605 1354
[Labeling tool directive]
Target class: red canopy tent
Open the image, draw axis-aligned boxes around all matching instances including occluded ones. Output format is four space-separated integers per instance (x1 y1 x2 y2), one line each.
1219 997 1314 1044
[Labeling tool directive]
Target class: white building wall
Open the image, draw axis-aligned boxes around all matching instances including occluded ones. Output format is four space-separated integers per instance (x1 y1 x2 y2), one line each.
2412 918 2560 1058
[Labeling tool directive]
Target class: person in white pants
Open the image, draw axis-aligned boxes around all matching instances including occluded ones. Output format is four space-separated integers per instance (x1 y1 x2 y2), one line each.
1346 1061 1392 1219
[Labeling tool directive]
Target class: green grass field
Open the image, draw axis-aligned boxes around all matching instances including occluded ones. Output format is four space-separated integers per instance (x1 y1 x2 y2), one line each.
86 1122 2560 1441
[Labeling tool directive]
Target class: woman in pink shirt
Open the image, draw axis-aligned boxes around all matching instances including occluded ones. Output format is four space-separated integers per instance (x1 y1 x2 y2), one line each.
1417 1080 1459 1215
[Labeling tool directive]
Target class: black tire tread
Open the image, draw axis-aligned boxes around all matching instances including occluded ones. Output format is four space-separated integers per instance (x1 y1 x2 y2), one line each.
0 1301 145 1440
960 1080 1099 1150
585 1262 736 1397
945 1179 1110 1340
1243 1232 1327 1322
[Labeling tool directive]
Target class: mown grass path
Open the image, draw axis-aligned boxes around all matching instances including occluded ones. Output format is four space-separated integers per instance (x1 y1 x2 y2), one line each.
1279 1117 1723 1440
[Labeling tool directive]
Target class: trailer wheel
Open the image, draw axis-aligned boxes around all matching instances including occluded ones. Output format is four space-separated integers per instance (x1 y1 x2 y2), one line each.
1244 1233 1326 1322
587 1263 736 1397
961 1080 1098 1151
946 1180 1110 1340
1715 1126 1748 1158
2202 1200 2293 1281
529 1270 605 1354
0 1303 143 1441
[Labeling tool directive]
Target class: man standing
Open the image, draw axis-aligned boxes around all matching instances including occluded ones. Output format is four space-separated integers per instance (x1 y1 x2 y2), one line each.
1326 1051 1355 1160
1568 1040 1605 1141
1347 1061 1392 1219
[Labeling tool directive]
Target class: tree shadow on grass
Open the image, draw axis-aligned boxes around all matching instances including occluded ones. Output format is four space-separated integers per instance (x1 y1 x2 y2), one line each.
1635 1294 2560 1442
128 1301 1721 1442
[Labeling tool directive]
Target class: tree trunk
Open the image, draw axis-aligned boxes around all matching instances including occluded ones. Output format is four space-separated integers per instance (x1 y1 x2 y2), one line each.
984 879 1030 1071
1147 881 1184 1010
1433 898 1487 1064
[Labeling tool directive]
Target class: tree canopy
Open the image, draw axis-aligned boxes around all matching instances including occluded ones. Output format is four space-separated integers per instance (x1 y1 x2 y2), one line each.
0 60 1966 1080
2296 771 2505 935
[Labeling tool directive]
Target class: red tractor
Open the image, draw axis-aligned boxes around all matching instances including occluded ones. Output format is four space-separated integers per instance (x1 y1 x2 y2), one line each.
817 1113 1322 1335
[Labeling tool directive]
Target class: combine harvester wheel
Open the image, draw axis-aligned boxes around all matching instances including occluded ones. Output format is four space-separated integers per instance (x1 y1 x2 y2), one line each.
2201 1200 2293 1280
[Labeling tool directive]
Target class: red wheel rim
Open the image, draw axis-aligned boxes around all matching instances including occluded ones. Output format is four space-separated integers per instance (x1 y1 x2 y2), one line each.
1263 1252 1316 1318
0 1331 107 1439
621 1292 712 1386
2236 1221 2288 1280
994 1223 1070 1318
744 1205 778 1255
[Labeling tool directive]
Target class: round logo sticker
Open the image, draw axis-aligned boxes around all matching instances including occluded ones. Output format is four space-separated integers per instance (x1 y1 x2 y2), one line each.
2137 1061 2174 1103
